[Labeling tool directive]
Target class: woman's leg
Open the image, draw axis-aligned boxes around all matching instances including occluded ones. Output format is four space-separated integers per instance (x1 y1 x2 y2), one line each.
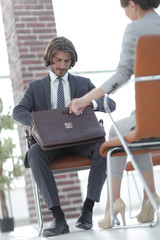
106 114 135 210
102 116 130 220
105 153 155 208
109 112 155 204
105 177 122 212
136 168 160 223
101 112 157 226
141 169 155 204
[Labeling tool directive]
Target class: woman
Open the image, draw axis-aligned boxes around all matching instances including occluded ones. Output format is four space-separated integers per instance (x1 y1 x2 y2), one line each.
69 0 160 228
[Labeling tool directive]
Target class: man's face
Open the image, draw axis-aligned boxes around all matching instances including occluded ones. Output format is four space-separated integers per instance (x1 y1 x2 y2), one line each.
51 51 72 77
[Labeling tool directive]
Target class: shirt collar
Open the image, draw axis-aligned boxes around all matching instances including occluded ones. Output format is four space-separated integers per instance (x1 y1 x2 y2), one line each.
49 71 68 83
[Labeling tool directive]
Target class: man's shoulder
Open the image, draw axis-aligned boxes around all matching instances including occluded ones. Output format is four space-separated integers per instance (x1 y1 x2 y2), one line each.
29 75 50 86
69 72 90 82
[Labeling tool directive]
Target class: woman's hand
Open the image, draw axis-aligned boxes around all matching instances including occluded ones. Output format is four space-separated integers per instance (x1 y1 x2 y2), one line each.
69 87 105 115
68 97 90 115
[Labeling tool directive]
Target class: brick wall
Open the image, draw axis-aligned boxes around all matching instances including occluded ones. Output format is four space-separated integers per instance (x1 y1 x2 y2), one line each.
25 171 83 223
1 0 83 224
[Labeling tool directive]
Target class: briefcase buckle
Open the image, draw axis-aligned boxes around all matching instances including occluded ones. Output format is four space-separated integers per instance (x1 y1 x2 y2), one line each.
64 122 73 129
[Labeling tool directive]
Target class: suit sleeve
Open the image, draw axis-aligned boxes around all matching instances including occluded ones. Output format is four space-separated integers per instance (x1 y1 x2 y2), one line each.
13 83 34 126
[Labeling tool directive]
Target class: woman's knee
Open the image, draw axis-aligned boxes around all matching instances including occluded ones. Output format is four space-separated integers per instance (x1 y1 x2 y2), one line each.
109 125 116 139
109 116 133 139
134 153 153 172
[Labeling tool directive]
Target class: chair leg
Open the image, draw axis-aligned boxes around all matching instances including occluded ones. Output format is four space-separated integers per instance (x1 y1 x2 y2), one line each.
107 148 160 228
30 170 43 236
107 148 116 227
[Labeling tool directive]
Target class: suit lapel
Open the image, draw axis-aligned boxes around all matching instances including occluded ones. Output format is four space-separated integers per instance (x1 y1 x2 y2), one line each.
68 73 76 99
42 75 51 109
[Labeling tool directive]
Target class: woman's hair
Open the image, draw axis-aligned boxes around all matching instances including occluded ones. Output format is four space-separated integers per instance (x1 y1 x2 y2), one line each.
120 0 160 9
43 36 78 69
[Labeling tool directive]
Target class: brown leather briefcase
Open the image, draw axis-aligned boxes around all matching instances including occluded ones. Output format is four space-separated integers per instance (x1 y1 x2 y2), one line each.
31 107 106 150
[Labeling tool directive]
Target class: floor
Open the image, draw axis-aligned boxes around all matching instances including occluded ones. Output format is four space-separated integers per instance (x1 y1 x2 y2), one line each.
1 214 160 240
1 169 160 240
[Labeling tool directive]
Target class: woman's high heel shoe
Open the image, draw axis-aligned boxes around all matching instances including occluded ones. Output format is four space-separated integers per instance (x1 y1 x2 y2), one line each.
98 198 126 229
137 192 160 223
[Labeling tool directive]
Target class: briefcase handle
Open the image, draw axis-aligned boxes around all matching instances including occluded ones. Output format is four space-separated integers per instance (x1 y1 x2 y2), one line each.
62 106 93 115
62 108 69 114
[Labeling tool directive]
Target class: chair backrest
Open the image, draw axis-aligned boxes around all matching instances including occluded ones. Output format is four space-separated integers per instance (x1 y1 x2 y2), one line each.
134 35 160 139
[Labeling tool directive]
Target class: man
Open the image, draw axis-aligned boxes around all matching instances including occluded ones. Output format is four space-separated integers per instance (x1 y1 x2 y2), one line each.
13 36 116 237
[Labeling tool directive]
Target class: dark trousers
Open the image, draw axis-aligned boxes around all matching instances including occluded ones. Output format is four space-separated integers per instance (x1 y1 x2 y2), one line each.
28 141 106 209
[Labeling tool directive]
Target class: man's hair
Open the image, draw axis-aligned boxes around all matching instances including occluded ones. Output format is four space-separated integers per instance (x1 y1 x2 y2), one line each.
120 0 160 9
43 36 78 69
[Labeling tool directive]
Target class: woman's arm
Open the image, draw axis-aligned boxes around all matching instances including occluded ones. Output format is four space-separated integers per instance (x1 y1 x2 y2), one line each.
68 87 105 115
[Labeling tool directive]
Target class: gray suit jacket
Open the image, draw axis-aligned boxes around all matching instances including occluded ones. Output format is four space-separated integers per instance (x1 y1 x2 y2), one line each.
13 73 116 126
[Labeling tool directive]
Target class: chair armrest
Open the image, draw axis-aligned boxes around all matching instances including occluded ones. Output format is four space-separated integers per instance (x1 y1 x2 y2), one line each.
134 75 160 83
24 128 36 149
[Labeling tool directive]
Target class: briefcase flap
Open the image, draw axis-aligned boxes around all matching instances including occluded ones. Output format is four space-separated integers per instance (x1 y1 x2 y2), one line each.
31 107 105 150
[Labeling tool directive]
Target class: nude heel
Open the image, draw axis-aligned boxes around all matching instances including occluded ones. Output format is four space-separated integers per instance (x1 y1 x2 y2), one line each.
137 192 160 223
98 198 126 229
119 204 126 226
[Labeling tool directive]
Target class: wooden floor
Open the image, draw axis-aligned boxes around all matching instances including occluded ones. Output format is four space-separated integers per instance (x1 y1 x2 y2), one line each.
1 214 160 240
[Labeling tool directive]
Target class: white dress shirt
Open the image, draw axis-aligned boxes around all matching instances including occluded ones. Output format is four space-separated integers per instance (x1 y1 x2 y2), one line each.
50 71 71 109
50 70 98 110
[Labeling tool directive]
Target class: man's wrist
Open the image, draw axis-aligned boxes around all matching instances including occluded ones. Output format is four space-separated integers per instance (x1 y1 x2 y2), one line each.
89 101 93 107
91 100 98 110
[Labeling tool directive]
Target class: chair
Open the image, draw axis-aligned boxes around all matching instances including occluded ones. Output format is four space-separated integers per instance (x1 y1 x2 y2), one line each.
24 129 92 236
125 152 160 218
100 35 160 228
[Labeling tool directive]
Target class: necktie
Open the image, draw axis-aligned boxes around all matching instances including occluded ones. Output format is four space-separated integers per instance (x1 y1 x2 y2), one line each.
57 77 65 108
